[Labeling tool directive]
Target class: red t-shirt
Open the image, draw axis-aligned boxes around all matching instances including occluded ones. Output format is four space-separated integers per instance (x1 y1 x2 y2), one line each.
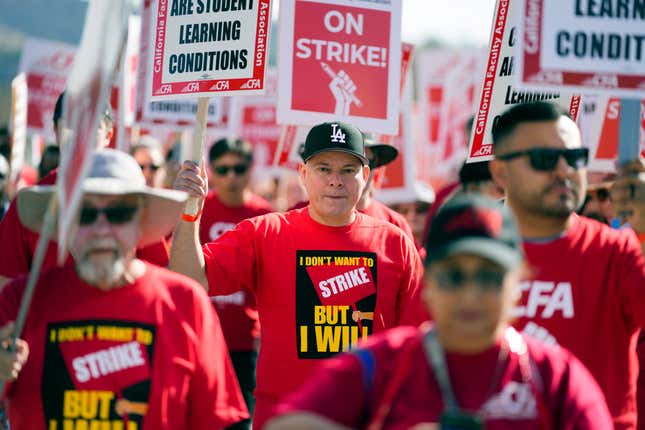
275 325 612 429
202 207 425 428
199 191 272 352
0 263 248 430
362 199 415 243
0 170 170 278
513 214 645 430
289 200 415 244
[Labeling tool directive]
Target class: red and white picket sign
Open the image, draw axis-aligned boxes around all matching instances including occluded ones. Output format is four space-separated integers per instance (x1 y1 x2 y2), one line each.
10 74 28 190
17 38 76 142
57 0 129 261
416 47 485 182
468 0 581 162
146 0 272 99
229 70 281 170
277 0 402 134
516 0 645 96
136 3 228 129
579 97 645 173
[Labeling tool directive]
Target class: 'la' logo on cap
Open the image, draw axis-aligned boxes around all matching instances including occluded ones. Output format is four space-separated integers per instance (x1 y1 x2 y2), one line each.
330 123 346 144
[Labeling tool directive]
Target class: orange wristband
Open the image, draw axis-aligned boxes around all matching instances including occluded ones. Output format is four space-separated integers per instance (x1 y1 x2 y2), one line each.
181 210 202 222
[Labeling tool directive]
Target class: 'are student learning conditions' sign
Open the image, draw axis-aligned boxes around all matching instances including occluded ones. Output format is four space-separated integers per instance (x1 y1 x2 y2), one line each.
516 0 645 96
149 0 271 99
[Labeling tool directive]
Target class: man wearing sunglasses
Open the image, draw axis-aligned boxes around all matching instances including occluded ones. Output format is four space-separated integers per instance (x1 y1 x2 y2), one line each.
0 149 248 430
201 137 273 430
489 101 645 430
0 97 169 289
170 121 424 429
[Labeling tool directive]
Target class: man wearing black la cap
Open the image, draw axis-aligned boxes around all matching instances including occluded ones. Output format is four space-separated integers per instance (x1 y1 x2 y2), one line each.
171 121 425 428
266 193 611 430
291 131 415 243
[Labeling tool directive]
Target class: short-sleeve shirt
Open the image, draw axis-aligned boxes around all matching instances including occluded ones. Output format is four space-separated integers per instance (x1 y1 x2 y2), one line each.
0 263 248 430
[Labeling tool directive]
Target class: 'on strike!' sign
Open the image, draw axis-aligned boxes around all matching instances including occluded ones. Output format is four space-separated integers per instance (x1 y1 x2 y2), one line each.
148 0 271 99
277 0 402 134
516 0 645 96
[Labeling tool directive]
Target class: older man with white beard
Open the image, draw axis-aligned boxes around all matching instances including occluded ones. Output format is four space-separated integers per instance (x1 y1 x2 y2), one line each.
0 149 248 430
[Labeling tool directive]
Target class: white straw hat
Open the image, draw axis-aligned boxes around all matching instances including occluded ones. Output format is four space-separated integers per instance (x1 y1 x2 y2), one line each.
17 149 187 247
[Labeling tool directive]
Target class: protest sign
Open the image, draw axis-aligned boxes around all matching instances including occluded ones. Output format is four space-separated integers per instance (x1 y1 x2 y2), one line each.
137 2 227 126
516 0 645 96
10 74 28 192
146 0 271 99
277 0 402 134
18 38 76 142
579 96 645 172
468 0 581 162
57 0 129 260
229 69 281 169
417 47 484 181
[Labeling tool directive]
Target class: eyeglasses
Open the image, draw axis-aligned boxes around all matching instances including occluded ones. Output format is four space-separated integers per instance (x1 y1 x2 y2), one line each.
213 164 249 176
79 205 139 226
433 269 506 292
587 187 610 202
139 164 160 172
496 148 589 171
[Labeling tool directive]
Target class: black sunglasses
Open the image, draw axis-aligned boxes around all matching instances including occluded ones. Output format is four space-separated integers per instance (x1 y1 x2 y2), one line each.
213 164 249 176
139 163 160 172
433 269 506 292
588 187 610 202
496 148 589 171
79 206 139 226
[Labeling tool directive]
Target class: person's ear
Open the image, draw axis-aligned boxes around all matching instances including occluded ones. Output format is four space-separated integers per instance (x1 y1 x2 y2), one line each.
362 164 370 181
297 162 307 182
489 158 508 191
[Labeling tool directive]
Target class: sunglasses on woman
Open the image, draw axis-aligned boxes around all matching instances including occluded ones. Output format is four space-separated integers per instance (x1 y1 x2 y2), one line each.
496 147 589 171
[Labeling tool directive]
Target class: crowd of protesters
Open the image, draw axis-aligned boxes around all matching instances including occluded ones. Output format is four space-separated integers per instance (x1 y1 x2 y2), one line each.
0 98 641 430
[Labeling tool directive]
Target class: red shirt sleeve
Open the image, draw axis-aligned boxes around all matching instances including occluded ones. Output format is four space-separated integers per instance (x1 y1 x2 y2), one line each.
0 275 26 326
202 219 259 295
0 201 35 278
395 236 427 327
187 283 249 429
615 229 645 328
529 339 613 429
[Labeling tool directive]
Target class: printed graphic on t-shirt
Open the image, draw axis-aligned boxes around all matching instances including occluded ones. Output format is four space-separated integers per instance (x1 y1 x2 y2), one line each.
42 320 156 430
296 250 377 358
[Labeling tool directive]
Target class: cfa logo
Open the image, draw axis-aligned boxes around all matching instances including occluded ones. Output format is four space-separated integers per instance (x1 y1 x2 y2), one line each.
330 123 346 143
473 145 493 156
209 222 236 241
582 74 618 88
512 281 574 319
157 84 172 95
241 79 261 89
528 71 563 85
482 382 537 420
182 82 200 92
209 81 230 91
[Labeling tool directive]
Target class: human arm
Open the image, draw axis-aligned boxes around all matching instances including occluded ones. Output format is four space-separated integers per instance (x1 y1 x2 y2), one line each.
169 160 209 290
396 237 428 326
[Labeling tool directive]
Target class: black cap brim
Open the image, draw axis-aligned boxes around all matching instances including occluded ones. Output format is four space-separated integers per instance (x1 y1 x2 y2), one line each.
304 148 369 165
365 143 398 168
425 237 522 270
